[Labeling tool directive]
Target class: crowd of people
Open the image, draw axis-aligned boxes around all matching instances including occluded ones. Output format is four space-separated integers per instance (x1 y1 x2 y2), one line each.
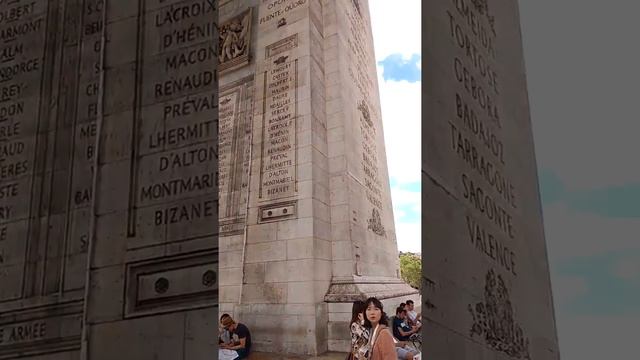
217 297 422 360
349 298 422 360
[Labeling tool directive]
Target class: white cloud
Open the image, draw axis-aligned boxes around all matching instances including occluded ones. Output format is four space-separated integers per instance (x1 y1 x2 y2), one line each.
542 202 640 262
394 209 407 220
391 186 421 253
369 0 421 61
411 202 421 214
390 187 421 209
379 74 421 252
552 275 589 306
378 69 422 186
369 0 421 254
396 222 421 253
556 313 640 360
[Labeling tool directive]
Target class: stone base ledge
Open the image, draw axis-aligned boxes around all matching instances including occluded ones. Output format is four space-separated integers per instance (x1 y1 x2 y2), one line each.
324 276 419 302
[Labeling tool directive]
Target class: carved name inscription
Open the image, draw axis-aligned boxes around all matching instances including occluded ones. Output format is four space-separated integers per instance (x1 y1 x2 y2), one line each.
0 321 46 345
344 4 387 236
219 77 252 230
259 36 298 200
152 0 216 54
358 100 384 234
130 0 217 241
0 311 82 356
70 0 103 212
0 0 48 298
259 0 307 26
441 2 533 357
445 0 520 278
346 6 374 102
218 92 238 206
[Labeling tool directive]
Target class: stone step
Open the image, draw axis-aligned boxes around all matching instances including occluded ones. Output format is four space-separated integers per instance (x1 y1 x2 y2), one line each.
247 351 348 360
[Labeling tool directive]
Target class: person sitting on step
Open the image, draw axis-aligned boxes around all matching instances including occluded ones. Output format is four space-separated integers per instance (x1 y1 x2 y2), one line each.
405 300 421 328
220 315 252 359
392 307 419 342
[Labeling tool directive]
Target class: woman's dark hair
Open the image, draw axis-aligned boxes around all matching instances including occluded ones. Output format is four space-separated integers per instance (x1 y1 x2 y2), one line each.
351 300 366 325
363 297 388 328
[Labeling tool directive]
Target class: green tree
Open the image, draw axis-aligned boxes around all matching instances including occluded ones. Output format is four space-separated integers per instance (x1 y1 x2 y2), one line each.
399 252 421 289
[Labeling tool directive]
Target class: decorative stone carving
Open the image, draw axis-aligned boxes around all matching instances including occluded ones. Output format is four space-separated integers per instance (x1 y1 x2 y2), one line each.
155 278 169 294
352 0 361 16
468 269 531 359
273 55 288 65
367 208 386 236
358 100 373 128
202 270 216 287
219 8 252 73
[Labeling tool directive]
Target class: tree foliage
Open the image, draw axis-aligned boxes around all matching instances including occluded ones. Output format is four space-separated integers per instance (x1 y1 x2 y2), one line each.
399 252 421 289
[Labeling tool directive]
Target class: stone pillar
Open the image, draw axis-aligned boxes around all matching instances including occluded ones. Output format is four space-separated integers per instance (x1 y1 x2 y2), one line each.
80 1 219 359
218 0 417 355
0 1 86 358
422 0 560 359
321 0 418 352
0 0 220 359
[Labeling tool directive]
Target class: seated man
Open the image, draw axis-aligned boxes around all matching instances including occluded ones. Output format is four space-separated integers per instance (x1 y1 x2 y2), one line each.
392 333 420 360
405 300 421 328
219 314 232 345
393 307 419 342
220 315 252 359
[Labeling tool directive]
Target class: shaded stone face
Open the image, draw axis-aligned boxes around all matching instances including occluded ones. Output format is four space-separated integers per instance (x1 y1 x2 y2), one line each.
218 0 417 356
422 0 559 359
0 0 218 359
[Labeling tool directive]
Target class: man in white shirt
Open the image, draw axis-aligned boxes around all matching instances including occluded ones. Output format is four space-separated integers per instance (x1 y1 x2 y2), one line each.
406 300 421 327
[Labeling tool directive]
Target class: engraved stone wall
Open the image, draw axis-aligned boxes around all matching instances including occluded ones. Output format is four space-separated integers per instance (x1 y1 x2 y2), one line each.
0 1 86 358
422 0 560 359
0 0 218 359
84 1 218 359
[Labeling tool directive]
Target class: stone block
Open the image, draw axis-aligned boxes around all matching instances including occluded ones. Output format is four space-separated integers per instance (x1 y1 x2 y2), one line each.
245 241 286 263
264 261 287 283
287 282 315 304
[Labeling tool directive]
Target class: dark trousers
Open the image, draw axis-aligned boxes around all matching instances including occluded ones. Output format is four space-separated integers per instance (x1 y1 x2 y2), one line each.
235 348 250 359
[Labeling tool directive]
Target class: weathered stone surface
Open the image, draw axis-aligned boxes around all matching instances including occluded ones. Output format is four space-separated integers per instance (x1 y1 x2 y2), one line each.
422 0 560 359
0 0 218 359
219 0 416 356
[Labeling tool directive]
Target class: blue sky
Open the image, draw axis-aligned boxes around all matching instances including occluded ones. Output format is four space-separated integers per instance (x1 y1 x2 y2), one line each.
378 54 421 83
540 172 640 316
370 0 421 253
537 169 640 359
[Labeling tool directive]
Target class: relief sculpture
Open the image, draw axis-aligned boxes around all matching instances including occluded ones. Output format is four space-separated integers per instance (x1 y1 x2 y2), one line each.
358 100 373 128
367 208 386 237
219 8 252 72
468 269 531 359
